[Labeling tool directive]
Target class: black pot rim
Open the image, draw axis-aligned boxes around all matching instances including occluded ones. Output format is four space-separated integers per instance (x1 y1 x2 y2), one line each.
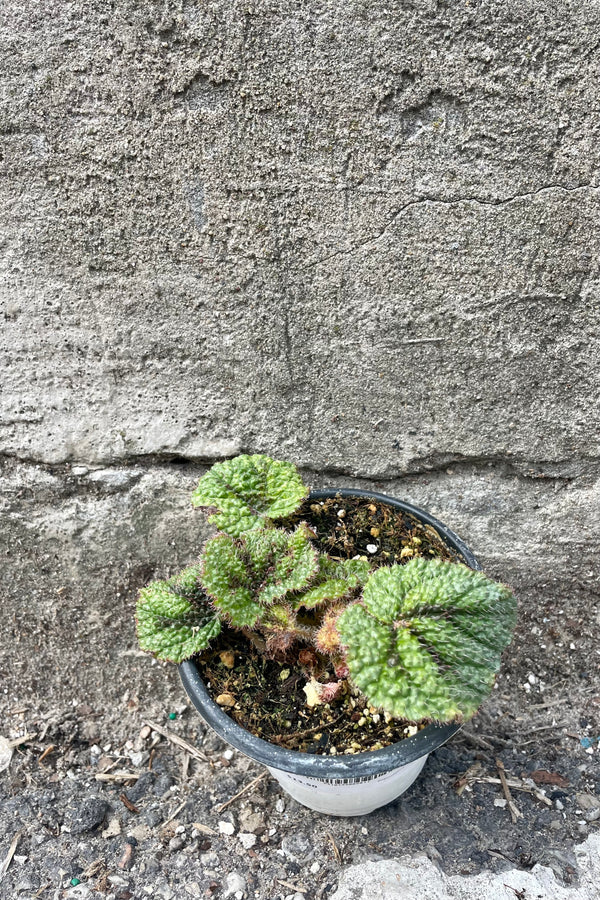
179 488 480 779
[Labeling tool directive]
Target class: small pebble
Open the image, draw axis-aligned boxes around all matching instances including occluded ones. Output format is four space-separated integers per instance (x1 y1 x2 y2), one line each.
68 888 91 900
216 693 236 708
238 832 257 850
238 809 265 834
119 842 135 869
223 872 246 898
218 821 235 836
102 817 122 838
366 544 378 554
67 797 108 834
129 824 151 842
129 750 146 767
576 793 600 811
280 831 314 864
275 798 285 813
219 651 235 668
169 835 186 852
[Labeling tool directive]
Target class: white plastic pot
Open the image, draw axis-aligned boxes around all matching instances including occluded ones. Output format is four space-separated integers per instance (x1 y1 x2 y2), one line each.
265 755 429 816
179 489 480 816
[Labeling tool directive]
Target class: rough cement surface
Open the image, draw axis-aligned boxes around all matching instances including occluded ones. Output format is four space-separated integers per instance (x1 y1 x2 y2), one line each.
1 0 599 475
1 460 599 899
329 834 600 900
2 0 600 897
0 690 598 899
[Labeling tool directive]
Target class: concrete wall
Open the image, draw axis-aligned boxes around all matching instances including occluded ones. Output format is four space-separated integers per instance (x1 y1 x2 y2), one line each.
1 0 599 718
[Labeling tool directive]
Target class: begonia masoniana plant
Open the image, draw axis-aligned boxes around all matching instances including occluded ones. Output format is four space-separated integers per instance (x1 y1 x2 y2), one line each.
136 454 516 724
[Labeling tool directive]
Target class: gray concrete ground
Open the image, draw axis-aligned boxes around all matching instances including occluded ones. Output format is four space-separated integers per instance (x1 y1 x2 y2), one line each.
329 835 600 900
0 461 599 898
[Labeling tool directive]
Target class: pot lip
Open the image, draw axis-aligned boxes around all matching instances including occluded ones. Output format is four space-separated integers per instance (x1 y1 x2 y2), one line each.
179 488 479 779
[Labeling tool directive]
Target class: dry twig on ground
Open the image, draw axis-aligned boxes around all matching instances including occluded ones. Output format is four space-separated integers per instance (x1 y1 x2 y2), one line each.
217 772 268 812
0 832 22 882
496 759 522 823
143 719 209 763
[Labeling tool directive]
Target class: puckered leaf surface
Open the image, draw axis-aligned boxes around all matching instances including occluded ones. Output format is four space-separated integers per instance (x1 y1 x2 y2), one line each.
298 556 371 609
337 558 516 722
191 454 309 536
136 566 221 663
200 524 318 627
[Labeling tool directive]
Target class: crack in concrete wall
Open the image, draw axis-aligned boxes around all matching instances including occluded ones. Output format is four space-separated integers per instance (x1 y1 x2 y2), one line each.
2 450 599 486
302 183 600 271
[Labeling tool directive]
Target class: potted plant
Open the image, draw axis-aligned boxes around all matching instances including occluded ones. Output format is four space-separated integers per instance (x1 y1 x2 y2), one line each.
136 454 516 815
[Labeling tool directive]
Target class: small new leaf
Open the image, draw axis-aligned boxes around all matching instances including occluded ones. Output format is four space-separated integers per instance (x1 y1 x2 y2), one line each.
136 567 221 663
201 524 318 628
298 556 371 610
337 558 516 722
191 454 309 537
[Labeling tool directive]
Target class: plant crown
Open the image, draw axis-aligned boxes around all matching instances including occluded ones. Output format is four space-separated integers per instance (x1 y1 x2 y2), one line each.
136 454 517 723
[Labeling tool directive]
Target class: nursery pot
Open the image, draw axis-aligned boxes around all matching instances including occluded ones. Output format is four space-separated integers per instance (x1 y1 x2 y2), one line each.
179 489 480 816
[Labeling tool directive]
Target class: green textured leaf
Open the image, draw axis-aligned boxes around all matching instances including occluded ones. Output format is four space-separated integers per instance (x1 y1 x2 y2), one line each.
263 603 298 629
201 524 318 627
200 534 262 627
337 558 517 721
298 556 371 609
191 454 309 537
136 568 221 663
361 564 407 623
168 565 206 602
